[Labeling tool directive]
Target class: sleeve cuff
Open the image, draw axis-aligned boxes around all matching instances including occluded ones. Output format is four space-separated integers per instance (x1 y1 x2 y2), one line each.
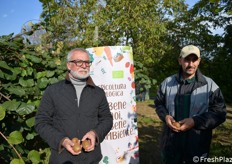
58 137 68 154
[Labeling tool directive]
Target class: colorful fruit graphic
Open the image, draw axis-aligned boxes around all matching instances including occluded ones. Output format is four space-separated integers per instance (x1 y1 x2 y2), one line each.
104 46 113 66
131 82 135 88
130 64 134 74
125 62 130 68
113 53 124 62
93 47 105 57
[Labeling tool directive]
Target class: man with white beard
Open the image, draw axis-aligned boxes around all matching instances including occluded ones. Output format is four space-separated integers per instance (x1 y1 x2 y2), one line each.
35 48 113 164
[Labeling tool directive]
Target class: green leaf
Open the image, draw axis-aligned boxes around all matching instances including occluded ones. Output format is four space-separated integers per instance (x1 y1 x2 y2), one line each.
25 54 42 63
49 77 59 84
21 69 27 77
19 78 34 87
26 133 35 140
28 150 40 164
10 159 25 164
36 71 46 79
152 79 157 85
19 56 28 67
17 103 35 115
8 87 26 97
48 60 57 68
46 70 55 77
2 100 21 112
26 117 35 128
27 67 34 76
0 61 11 70
32 100 41 107
8 131 24 145
37 77 49 89
12 67 22 74
0 106 6 121
0 64 16 80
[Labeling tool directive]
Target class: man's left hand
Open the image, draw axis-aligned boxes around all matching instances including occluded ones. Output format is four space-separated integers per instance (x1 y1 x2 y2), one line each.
81 131 96 152
179 118 195 131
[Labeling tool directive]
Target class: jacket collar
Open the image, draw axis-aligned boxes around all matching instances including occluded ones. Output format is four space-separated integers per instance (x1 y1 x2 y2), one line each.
65 72 96 87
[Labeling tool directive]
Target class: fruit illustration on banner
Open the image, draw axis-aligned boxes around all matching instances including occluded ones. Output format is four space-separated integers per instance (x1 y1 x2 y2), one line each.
104 46 113 66
113 53 124 62
94 47 105 57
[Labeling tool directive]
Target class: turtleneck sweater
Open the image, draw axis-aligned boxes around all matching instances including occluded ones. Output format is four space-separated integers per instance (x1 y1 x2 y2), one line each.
69 75 87 107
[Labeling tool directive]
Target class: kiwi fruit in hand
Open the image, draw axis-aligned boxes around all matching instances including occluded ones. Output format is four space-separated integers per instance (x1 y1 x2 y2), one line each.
172 122 181 128
72 137 79 143
82 139 91 150
71 137 81 153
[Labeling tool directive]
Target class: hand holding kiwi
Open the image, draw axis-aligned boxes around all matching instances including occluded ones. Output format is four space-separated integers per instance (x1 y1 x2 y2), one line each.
71 137 92 152
172 122 181 128
71 137 82 153
82 139 91 151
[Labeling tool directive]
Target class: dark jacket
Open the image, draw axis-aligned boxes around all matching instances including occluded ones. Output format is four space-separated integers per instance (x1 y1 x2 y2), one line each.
35 75 113 164
155 70 226 162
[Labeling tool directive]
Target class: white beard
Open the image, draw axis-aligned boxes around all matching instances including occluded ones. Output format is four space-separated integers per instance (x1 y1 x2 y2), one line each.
70 70 90 80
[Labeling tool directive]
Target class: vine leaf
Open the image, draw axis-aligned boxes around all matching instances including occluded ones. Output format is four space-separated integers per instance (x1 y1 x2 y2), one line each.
8 131 24 145
10 159 25 164
17 103 35 115
26 117 35 128
28 150 40 164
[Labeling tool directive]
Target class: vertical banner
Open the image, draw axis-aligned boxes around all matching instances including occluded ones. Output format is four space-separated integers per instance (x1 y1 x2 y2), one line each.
87 46 139 164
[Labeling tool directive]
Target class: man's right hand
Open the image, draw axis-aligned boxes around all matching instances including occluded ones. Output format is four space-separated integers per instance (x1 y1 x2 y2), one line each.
165 115 180 132
62 138 82 155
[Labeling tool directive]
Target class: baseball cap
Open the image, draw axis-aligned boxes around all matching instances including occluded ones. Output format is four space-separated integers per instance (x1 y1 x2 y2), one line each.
179 45 200 58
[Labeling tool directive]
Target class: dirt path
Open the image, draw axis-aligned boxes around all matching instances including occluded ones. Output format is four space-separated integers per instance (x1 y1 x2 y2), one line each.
137 101 162 164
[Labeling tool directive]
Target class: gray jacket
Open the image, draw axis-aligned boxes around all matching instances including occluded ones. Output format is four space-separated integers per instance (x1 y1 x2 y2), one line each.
35 74 113 164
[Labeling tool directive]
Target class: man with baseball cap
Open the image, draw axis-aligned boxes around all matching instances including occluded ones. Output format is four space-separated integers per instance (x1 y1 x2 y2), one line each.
155 45 227 163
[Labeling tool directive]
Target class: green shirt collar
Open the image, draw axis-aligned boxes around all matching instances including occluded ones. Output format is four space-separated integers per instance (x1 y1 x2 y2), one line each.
181 76 196 84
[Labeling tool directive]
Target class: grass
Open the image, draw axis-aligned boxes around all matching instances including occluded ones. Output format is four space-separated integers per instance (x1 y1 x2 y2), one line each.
136 100 232 164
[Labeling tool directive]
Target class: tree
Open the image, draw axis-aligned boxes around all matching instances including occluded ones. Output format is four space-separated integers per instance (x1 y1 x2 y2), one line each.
38 0 187 99
152 0 232 102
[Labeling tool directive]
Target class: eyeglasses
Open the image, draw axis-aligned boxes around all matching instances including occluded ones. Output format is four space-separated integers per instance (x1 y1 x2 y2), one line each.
69 60 92 67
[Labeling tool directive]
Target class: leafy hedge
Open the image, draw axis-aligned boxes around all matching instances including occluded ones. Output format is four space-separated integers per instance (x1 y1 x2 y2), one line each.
0 34 66 163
